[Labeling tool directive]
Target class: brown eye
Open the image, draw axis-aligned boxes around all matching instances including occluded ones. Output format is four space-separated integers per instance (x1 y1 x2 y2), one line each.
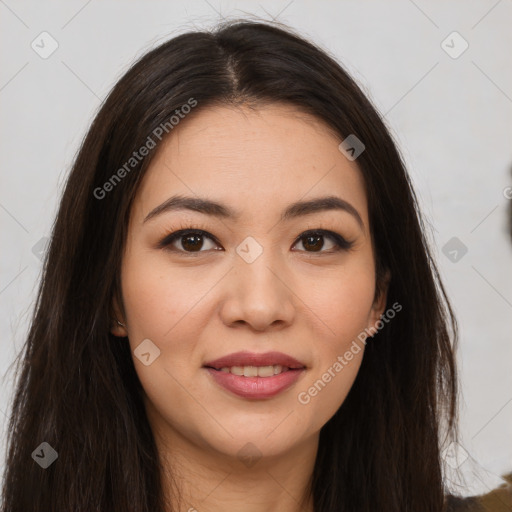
292 230 354 253
301 234 324 251
159 230 221 253
180 233 206 252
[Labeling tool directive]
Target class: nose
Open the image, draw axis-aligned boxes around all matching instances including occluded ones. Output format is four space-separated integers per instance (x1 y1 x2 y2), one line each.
218 250 296 332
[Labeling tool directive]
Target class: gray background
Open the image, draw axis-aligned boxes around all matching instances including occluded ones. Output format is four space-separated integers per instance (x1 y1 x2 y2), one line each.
1 0 511 497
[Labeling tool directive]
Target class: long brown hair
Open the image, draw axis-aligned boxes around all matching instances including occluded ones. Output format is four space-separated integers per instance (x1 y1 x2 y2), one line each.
1 19 459 511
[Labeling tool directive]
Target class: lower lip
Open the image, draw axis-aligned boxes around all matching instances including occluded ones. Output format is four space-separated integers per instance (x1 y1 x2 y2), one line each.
204 367 305 399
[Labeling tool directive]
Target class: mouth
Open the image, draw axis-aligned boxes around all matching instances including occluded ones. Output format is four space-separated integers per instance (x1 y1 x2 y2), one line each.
202 351 306 399
204 364 300 377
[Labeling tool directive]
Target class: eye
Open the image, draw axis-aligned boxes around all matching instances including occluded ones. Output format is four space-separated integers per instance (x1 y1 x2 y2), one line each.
158 229 222 253
158 227 354 255
292 229 354 253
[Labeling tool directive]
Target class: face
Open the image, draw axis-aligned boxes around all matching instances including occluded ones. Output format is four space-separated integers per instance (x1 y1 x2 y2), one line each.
112 103 388 463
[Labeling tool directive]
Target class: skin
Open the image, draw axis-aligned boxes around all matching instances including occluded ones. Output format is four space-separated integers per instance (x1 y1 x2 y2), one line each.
111 103 389 512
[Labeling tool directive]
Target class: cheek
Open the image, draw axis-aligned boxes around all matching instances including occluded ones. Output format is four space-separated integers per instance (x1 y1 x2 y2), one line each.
121 249 210 341
119 257 198 409
120 253 212 423
294 264 375 423
304 262 376 349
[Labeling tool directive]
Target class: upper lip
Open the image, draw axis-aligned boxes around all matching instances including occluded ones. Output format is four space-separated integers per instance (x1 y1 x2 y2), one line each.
203 351 306 369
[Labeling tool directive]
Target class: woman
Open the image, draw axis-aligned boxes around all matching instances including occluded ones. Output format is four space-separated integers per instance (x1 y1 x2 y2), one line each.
0 19 490 511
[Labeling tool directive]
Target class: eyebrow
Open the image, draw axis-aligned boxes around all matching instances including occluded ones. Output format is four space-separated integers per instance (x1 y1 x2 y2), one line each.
143 194 364 229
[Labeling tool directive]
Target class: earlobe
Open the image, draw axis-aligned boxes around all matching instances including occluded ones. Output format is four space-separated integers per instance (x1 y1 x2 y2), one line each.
110 289 128 337
110 319 128 337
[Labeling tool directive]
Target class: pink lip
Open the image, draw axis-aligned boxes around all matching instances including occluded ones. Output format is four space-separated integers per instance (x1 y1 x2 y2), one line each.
203 351 306 400
204 367 305 399
203 351 306 369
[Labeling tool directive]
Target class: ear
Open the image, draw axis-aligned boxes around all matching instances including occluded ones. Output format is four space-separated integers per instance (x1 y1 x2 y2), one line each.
366 269 391 334
110 290 128 338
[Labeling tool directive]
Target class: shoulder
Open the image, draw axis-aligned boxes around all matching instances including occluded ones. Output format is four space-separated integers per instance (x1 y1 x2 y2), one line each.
445 473 512 511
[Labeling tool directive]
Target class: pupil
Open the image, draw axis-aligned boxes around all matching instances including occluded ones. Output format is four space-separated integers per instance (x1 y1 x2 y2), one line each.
304 235 323 252
182 234 203 251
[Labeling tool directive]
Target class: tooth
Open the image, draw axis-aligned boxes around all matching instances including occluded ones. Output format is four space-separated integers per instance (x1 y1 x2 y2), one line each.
231 366 244 376
216 365 292 377
257 365 275 377
243 366 258 377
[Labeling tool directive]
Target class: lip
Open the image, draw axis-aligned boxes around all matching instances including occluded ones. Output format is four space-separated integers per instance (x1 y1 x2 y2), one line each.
203 351 306 370
204 367 306 399
202 351 307 400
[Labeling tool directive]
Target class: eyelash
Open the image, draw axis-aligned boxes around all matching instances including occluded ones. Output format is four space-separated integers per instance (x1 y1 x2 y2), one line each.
157 222 355 255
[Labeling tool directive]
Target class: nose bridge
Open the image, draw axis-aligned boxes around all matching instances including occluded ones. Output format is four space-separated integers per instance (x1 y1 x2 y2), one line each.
220 236 295 330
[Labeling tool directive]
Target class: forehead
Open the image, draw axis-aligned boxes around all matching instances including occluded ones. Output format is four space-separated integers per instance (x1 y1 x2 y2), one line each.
134 103 369 228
